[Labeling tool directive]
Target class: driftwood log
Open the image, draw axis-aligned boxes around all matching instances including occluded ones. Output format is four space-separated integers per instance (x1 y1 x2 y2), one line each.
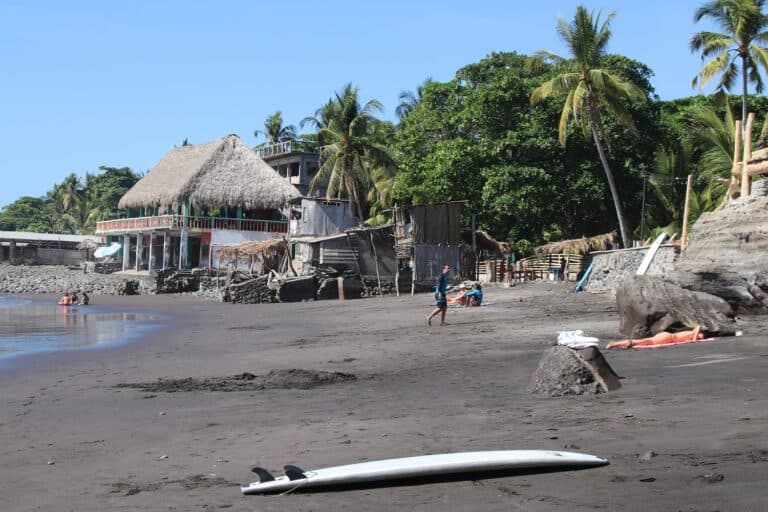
616 275 737 338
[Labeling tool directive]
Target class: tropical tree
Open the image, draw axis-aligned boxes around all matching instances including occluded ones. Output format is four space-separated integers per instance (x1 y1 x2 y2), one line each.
254 110 297 145
691 0 768 128
685 93 736 187
302 84 393 221
530 5 647 248
396 77 433 121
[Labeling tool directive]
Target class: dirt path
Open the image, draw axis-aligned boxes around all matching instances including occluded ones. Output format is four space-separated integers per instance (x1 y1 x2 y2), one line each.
1 283 766 511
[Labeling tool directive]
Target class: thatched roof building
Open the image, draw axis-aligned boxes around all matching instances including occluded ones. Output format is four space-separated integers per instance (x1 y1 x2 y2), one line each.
535 232 617 255
118 134 300 210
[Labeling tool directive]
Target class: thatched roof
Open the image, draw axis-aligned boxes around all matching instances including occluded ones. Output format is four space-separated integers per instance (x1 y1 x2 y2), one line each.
217 239 287 260
535 232 617 255
118 135 300 210
461 229 511 254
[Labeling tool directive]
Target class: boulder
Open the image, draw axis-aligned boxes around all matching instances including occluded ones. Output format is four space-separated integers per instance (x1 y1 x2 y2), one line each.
616 275 736 338
672 178 768 313
528 346 620 397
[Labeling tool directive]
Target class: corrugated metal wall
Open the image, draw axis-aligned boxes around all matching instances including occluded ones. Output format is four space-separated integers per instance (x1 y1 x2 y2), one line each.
413 245 462 283
300 200 360 236
410 203 463 244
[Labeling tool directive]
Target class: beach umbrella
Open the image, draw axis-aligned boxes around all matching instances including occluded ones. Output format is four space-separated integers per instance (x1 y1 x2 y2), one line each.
94 242 121 258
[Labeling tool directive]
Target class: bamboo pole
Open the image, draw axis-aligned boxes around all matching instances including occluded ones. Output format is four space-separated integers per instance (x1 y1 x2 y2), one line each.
730 119 743 199
741 113 755 198
345 233 368 296
369 232 383 297
681 174 693 250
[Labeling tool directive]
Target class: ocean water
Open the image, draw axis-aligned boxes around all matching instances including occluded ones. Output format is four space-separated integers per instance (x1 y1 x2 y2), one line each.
0 295 160 364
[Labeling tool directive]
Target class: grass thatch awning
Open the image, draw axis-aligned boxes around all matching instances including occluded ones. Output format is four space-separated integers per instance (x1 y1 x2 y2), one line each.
535 232 617 255
461 229 511 254
217 239 287 260
118 135 300 210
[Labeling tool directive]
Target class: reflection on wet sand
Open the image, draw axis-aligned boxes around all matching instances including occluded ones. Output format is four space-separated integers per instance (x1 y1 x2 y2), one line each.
0 298 157 359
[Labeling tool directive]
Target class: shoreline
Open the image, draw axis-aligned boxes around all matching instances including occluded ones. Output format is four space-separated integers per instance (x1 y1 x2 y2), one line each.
1 284 766 511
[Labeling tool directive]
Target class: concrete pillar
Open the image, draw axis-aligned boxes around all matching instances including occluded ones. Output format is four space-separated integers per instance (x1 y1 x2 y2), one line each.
9 240 16 265
148 232 156 271
162 231 170 269
179 229 188 269
135 234 144 271
122 234 130 270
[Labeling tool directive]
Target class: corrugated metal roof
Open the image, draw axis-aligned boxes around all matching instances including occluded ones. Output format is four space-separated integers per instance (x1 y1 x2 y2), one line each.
290 233 349 244
0 231 102 243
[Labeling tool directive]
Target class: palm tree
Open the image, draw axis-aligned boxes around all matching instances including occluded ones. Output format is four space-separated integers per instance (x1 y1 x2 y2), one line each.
530 5 646 248
396 77 433 121
303 84 393 221
691 0 768 128
254 110 297 145
685 94 736 186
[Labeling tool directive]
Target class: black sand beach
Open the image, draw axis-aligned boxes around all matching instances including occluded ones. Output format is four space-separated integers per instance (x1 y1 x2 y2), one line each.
1 284 766 511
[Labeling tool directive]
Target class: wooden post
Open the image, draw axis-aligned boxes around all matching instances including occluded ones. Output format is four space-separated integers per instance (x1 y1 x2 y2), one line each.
395 263 400 297
369 232 383 297
681 174 693 250
337 276 345 301
344 233 368 296
741 112 755 198
8 240 15 265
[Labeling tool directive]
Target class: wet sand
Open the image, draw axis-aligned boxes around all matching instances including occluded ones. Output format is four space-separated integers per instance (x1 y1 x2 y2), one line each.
1 284 766 511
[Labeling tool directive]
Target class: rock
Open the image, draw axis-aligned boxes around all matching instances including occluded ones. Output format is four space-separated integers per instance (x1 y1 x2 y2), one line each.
528 346 618 397
669 266 767 314
616 275 737 338
672 178 768 313
639 451 657 461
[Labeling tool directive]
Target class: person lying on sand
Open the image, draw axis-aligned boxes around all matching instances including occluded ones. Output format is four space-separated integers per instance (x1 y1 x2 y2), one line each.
606 325 703 349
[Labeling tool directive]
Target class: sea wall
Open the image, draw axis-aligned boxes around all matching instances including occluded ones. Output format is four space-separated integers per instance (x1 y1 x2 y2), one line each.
585 245 680 295
0 263 150 295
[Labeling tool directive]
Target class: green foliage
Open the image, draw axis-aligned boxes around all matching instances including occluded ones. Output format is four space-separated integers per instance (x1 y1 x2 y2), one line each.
303 84 394 221
393 48 661 248
0 167 139 234
690 0 768 124
0 196 53 232
255 110 297 145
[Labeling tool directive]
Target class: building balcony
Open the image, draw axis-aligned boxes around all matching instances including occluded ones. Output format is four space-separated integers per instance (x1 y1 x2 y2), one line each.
255 140 319 159
95 215 288 235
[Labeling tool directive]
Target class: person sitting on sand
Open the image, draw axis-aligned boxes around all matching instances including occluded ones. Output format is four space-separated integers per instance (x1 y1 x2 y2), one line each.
57 292 72 306
461 283 483 307
606 325 704 349
78 291 89 305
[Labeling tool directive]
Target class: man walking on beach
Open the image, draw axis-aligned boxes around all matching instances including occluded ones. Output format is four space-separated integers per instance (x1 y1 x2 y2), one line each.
427 264 451 326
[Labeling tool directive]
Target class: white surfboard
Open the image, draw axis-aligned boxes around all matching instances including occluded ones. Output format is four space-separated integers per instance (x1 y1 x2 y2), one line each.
241 450 608 494
636 233 667 276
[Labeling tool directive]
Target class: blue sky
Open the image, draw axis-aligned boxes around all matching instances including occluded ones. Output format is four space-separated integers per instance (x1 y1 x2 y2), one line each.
0 0 726 208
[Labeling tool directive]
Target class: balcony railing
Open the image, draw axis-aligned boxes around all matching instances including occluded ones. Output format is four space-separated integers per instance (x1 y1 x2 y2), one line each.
254 140 319 159
96 215 288 234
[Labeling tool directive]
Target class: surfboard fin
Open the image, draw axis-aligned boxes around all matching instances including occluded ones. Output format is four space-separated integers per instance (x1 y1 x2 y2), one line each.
250 467 275 482
284 464 306 480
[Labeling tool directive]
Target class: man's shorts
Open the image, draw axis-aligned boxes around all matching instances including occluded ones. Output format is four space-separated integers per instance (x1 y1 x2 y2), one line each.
436 299 447 311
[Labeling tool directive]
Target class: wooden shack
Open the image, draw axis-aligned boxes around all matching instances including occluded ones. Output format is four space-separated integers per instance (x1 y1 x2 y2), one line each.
393 201 468 295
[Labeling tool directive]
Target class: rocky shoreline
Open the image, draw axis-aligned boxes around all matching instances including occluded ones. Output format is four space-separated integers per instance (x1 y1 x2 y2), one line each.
0 264 137 295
